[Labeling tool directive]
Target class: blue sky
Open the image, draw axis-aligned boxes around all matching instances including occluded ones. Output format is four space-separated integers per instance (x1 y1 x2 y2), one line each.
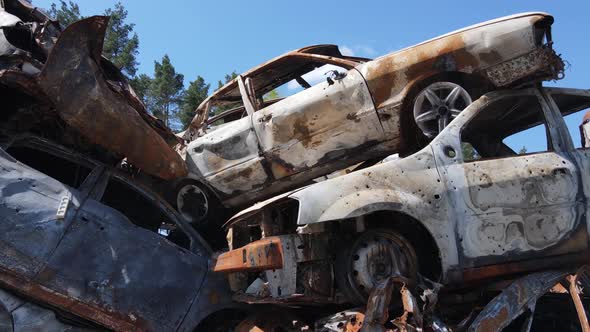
32 0 590 151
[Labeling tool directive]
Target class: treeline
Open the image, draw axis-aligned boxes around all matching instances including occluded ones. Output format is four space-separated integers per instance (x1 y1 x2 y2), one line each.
48 1 238 132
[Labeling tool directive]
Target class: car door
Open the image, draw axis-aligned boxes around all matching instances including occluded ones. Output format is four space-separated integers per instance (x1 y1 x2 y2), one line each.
252 67 384 180
186 77 268 198
40 170 210 331
433 89 585 268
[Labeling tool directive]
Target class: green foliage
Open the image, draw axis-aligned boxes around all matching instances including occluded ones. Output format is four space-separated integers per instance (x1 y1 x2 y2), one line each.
129 74 153 108
518 146 528 154
216 71 238 90
461 142 479 161
179 76 210 130
48 0 82 27
49 1 139 77
263 89 280 101
211 71 239 116
151 55 184 129
102 2 139 77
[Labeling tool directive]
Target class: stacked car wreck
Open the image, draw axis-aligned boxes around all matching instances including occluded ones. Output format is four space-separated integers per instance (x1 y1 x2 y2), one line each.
1 0 589 330
0 1 238 331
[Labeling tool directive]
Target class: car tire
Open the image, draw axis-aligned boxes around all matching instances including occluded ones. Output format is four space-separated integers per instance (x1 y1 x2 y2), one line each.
175 180 215 225
335 229 418 304
173 180 230 249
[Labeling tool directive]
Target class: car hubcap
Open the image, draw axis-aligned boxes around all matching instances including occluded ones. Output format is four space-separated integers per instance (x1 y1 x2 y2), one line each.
413 82 472 138
177 184 209 223
347 231 416 301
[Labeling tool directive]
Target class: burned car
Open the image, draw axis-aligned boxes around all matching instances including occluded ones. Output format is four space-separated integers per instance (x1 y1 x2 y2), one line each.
177 12 564 226
215 86 590 307
0 136 240 331
0 0 186 181
0 3 243 330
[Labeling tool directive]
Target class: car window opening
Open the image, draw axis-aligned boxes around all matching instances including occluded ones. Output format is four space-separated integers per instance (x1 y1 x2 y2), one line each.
100 177 191 249
6 145 91 188
461 95 551 162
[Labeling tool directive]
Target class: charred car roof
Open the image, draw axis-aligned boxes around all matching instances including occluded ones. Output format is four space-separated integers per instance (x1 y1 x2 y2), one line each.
188 45 371 128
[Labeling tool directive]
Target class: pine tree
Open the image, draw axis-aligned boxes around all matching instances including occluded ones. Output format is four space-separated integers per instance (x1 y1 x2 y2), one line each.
179 76 210 130
151 55 184 129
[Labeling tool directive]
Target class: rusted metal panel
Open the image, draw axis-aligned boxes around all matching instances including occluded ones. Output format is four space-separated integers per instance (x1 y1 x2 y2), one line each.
186 45 369 132
37 16 187 180
213 237 283 273
468 271 567 332
485 47 564 86
186 116 268 195
567 273 590 332
252 69 384 178
0 145 238 331
1 2 184 180
358 13 557 110
314 310 365 332
0 288 101 331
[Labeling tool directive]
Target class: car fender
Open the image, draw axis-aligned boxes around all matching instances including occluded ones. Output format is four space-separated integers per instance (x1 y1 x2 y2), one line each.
289 148 460 274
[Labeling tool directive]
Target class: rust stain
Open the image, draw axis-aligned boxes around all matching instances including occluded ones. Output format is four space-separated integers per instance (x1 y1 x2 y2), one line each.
38 17 187 180
0 265 146 331
213 237 284 273
221 167 254 184
365 33 480 108
474 306 509 332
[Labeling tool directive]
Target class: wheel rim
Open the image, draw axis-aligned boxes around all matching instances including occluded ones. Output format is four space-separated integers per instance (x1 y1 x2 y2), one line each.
346 230 417 301
177 184 209 223
413 82 472 138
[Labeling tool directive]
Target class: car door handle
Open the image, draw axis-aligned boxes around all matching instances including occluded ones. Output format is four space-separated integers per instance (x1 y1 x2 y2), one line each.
552 167 569 176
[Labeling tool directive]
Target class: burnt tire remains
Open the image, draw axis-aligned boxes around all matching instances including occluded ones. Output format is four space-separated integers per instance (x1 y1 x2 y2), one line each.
336 229 418 304
176 182 210 224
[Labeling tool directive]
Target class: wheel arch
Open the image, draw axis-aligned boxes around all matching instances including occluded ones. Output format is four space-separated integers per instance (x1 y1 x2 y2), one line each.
336 207 444 282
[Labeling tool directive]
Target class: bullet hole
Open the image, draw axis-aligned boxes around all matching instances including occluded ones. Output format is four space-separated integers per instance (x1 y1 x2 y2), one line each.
434 194 440 199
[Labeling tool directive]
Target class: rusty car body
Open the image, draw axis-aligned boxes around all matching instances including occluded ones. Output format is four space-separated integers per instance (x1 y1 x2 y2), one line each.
176 12 564 226
216 86 590 308
0 0 186 180
0 135 239 331
0 2 244 330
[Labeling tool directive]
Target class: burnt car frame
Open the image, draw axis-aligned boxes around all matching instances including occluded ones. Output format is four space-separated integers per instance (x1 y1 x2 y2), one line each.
0 0 186 181
177 12 563 226
0 135 241 331
216 86 590 306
